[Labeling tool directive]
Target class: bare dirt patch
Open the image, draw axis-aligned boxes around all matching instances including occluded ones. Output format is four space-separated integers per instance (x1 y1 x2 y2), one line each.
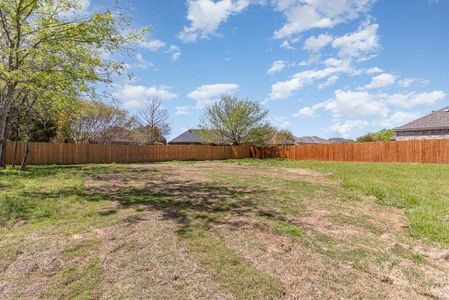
213 224 418 299
91 210 234 299
188 161 338 185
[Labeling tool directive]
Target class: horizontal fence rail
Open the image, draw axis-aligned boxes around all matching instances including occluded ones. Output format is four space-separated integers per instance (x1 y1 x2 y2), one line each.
250 139 449 164
5 142 251 165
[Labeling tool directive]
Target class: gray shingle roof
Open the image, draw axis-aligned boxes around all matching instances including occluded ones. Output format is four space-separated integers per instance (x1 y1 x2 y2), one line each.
394 105 449 132
168 129 206 144
295 136 329 144
328 137 354 144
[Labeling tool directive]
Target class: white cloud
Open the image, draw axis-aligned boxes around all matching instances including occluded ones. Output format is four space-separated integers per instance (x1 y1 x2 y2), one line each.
271 116 292 129
178 0 252 42
135 53 153 69
295 89 446 120
275 22 378 100
323 57 348 68
280 40 294 49
294 107 314 117
270 69 332 99
270 63 351 99
385 90 446 108
303 33 333 52
398 78 414 88
329 120 368 137
296 90 389 118
325 89 389 117
380 111 420 127
318 75 339 90
267 60 287 75
188 83 240 108
365 73 395 89
175 106 191 116
332 22 379 59
366 67 383 74
138 39 166 51
293 102 327 117
113 85 178 109
168 45 182 61
272 0 376 39
398 78 430 88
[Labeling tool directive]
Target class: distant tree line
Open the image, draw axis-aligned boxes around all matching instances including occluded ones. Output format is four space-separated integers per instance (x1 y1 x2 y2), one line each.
55 98 170 145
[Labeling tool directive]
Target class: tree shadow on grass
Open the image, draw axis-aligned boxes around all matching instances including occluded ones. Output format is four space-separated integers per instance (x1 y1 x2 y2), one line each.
87 170 289 299
1 164 289 298
0 165 131 225
89 173 287 235
0 164 136 181
2 164 287 233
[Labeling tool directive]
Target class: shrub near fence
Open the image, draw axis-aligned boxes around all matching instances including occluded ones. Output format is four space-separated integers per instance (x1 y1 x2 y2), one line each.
5 142 251 165
250 139 449 164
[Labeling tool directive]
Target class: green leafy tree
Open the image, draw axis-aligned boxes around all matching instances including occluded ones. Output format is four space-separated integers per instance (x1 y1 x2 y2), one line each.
357 129 395 142
0 0 147 168
199 96 274 145
271 129 296 145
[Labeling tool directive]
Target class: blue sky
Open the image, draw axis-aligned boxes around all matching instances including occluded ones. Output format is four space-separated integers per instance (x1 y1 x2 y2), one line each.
91 0 448 139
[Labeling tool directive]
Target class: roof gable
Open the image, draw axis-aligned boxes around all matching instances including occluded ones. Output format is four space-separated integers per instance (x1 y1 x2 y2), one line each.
169 129 205 144
295 136 329 144
394 105 449 132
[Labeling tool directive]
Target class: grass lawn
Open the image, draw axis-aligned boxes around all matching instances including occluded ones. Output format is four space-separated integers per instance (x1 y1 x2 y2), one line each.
231 159 449 245
1 160 448 299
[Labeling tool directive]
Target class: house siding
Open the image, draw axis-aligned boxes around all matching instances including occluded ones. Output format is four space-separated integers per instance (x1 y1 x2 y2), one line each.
395 129 449 141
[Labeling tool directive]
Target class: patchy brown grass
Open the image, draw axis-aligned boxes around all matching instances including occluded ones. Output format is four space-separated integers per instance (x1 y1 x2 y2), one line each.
1 161 448 299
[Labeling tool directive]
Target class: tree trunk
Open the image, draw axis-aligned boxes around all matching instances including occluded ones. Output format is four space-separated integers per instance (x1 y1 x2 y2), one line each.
0 120 8 168
12 140 18 168
0 114 11 168
0 87 14 168
11 114 20 168
20 142 30 171
0 141 7 168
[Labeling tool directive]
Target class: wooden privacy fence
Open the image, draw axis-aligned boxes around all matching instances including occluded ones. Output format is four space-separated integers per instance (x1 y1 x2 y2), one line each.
250 139 449 164
5 142 251 165
5 139 449 165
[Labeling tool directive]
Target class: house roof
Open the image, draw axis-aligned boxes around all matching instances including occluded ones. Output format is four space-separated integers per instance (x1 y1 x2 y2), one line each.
295 136 329 144
168 129 206 144
328 137 354 144
394 105 449 132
